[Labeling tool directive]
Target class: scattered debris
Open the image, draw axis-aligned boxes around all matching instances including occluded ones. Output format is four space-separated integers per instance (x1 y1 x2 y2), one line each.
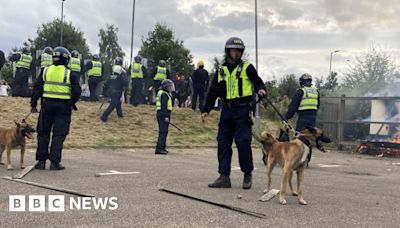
318 164 342 168
259 189 280 202
343 171 378 176
158 185 266 218
12 166 34 179
237 194 242 199
2 176 95 197
357 141 400 158
95 170 140 177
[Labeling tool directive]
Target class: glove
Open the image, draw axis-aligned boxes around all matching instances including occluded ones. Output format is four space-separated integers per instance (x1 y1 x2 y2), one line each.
72 104 78 111
164 117 169 123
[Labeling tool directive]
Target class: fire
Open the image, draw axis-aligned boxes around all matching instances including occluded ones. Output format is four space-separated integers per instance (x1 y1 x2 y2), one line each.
392 133 400 144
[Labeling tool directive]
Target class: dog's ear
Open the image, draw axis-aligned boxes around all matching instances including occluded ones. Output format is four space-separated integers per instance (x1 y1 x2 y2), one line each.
14 121 20 128
305 126 317 134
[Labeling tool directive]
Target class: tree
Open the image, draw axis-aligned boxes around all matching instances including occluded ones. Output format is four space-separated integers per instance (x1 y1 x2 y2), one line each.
323 72 339 90
342 46 398 94
139 23 194 80
98 24 125 77
24 18 90 58
278 74 299 99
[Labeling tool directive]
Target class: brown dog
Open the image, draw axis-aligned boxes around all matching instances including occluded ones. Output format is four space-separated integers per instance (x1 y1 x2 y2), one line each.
0 120 36 170
254 127 331 205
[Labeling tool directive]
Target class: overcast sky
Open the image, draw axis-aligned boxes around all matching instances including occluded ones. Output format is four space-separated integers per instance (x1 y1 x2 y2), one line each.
1 0 399 81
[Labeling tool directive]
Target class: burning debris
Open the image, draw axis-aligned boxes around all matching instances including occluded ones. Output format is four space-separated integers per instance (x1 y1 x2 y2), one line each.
357 98 400 157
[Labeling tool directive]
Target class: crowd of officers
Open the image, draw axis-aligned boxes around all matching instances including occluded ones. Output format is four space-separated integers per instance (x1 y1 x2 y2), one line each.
1 37 320 190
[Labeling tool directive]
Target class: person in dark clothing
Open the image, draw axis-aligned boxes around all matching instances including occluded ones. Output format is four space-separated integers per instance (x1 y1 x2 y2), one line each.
152 60 170 103
0 50 5 70
284 73 320 131
9 48 34 97
201 37 266 189
128 55 147 106
30 47 81 170
191 60 209 111
155 79 175 155
101 57 128 122
85 54 104 101
285 73 320 166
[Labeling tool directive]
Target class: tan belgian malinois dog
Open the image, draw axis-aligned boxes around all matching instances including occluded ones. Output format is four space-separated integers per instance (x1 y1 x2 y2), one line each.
254 127 331 205
0 119 36 170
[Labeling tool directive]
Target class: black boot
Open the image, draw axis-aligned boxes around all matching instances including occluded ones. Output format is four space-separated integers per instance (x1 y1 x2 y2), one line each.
155 149 168 155
243 174 252 189
50 162 65 170
34 160 46 170
208 175 231 188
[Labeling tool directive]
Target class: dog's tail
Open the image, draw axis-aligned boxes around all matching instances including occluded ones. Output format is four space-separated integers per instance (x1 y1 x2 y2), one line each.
252 131 269 166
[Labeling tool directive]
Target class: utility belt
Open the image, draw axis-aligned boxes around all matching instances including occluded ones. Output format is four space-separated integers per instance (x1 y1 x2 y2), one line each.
221 97 252 108
43 98 70 103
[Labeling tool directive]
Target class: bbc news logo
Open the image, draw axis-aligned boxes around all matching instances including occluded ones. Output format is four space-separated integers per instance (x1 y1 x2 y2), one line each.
9 195 118 212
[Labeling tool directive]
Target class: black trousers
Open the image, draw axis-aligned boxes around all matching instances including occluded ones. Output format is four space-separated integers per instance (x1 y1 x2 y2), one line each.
217 104 253 176
102 92 123 120
296 113 317 163
12 68 29 97
156 112 170 150
36 100 72 163
191 87 205 111
130 78 143 106
88 77 102 101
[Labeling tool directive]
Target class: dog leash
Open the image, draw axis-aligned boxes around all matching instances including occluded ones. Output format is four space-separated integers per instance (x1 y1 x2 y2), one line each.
258 97 299 137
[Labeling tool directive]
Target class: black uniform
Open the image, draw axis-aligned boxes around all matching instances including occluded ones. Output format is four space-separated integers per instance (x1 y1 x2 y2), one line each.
191 67 209 111
101 66 128 121
85 60 104 101
9 53 34 97
0 50 5 70
30 65 81 164
285 88 320 131
202 62 265 176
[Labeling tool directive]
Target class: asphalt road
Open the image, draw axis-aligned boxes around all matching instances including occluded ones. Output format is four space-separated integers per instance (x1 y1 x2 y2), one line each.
0 148 399 228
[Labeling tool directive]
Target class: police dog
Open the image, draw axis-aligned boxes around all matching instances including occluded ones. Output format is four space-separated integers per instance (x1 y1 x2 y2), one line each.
254 127 331 205
0 120 36 170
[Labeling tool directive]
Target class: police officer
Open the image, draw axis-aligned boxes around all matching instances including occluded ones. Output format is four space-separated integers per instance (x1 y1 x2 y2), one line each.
285 73 320 131
153 60 170 99
191 60 209 111
9 48 34 97
85 54 103 101
101 57 128 122
129 55 147 106
285 73 320 166
155 79 175 155
30 47 81 170
0 50 4 74
201 37 266 189
38 47 53 72
69 50 84 83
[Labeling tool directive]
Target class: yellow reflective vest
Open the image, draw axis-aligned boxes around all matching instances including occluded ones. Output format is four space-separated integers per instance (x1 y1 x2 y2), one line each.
217 62 253 99
131 63 143 78
69 57 81 72
156 90 172 111
40 53 53 68
16 53 32 69
88 61 102 77
42 65 71 100
154 66 167 81
298 85 319 110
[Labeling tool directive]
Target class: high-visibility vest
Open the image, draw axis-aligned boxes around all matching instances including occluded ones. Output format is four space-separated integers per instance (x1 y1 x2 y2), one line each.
69 57 81 72
131 63 143 78
154 66 167 81
156 90 172 111
217 62 253 100
42 65 71 99
298 85 319 110
16 53 32 69
40 53 53 68
87 61 102 77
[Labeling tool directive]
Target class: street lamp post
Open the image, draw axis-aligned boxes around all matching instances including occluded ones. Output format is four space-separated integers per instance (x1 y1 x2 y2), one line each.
329 50 340 77
60 0 66 46
255 0 261 135
130 0 136 64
